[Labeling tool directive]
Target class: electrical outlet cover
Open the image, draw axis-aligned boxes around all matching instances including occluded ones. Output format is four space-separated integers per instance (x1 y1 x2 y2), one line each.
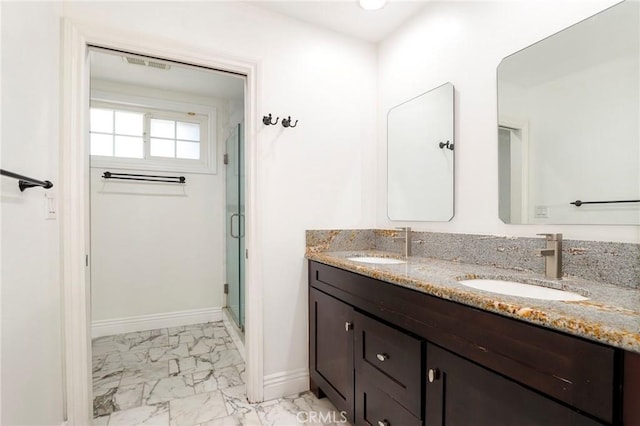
534 205 549 219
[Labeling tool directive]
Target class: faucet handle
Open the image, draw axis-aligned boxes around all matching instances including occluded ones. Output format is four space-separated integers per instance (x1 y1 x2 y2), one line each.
537 233 562 241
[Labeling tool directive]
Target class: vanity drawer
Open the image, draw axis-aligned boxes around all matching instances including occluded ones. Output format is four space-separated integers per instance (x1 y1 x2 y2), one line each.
356 376 422 426
354 310 424 417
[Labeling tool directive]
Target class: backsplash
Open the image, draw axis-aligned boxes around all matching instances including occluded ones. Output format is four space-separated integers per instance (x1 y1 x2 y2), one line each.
306 229 640 289
306 229 375 254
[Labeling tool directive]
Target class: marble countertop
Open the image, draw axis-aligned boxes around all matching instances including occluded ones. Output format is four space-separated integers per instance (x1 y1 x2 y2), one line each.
307 250 640 354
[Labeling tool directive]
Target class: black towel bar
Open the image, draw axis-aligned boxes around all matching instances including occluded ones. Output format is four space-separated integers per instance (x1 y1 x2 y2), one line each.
0 169 53 191
102 171 186 184
570 199 640 207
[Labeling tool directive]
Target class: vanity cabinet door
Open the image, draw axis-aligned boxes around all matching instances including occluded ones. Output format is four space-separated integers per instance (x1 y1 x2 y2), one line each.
309 288 354 422
425 344 601 426
624 351 640 425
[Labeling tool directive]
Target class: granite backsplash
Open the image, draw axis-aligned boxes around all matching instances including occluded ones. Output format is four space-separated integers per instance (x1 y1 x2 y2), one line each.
306 229 640 289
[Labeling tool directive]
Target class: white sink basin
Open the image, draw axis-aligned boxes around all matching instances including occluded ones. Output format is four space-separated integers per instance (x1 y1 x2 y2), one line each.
458 279 588 301
347 256 406 265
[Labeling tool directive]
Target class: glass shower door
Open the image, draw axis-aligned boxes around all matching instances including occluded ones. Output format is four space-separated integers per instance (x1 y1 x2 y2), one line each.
225 123 245 330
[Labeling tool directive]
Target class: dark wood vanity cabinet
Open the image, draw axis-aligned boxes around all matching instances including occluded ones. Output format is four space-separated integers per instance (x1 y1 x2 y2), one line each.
309 260 639 426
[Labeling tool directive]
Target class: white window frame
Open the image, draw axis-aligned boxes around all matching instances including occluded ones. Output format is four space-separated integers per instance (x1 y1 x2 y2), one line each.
147 110 207 162
90 89 217 174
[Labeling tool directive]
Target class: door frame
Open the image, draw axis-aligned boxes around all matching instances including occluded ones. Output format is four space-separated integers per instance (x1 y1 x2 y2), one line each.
61 19 264 424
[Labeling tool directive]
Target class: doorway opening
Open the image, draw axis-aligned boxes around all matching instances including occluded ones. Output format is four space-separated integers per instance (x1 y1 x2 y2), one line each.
88 46 248 422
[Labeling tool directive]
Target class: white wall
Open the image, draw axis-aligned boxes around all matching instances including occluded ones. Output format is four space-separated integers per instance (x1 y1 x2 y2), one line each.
0 2 65 425
89 81 228 326
64 0 378 390
377 0 639 243
90 168 224 321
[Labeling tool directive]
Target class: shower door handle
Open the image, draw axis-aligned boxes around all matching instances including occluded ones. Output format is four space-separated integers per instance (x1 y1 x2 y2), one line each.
230 213 240 238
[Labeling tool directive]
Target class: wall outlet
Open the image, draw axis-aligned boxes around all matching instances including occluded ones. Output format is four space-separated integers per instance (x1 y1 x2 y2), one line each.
44 193 56 220
534 205 549 219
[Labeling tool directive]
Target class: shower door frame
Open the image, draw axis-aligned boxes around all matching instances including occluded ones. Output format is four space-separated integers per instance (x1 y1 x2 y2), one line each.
60 19 264 424
225 122 245 330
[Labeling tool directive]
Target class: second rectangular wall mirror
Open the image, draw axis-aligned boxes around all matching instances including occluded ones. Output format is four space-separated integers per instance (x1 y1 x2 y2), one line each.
387 82 455 222
497 0 639 225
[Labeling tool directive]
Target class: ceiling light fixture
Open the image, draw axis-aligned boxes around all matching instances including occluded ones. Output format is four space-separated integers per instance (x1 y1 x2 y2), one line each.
359 0 387 11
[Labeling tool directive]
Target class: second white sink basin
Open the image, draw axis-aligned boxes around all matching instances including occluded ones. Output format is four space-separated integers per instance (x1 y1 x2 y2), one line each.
458 279 588 301
347 256 407 265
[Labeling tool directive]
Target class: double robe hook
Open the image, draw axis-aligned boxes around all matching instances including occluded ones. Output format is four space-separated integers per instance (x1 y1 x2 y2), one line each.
262 113 298 128
282 116 298 128
263 113 279 125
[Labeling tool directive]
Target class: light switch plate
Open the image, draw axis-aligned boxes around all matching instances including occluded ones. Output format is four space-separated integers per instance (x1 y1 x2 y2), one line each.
44 193 56 220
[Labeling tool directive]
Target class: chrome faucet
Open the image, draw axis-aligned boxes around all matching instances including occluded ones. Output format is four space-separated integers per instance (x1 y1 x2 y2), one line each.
537 233 562 279
394 227 412 257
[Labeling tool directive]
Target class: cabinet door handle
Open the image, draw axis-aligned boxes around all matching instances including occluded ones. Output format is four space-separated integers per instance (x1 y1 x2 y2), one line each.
428 368 440 383
377 420 390 426
376 353 389 362
345 321 353 332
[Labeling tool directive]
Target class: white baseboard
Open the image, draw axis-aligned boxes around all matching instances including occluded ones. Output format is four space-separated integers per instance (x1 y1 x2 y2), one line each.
91 307 223 338
263 368 309 401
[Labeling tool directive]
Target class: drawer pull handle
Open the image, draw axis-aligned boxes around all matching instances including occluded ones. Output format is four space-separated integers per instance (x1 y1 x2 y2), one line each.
376 353 389 362
345 321 353 332
428 368 440 383
378 420 390 426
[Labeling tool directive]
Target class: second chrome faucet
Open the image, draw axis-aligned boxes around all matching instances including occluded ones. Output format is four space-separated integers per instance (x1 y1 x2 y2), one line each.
537 233 562 279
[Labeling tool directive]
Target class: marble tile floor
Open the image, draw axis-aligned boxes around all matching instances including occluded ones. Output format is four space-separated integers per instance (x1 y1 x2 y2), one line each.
93 321 348 426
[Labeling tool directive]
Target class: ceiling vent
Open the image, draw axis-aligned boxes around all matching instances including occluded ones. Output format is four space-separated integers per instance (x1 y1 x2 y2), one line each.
123 56 171 70
147 60 171 70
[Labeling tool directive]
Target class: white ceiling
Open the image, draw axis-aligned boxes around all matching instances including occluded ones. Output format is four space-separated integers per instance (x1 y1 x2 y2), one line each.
247 0 430 43
89 1 430 98
90 49 245 101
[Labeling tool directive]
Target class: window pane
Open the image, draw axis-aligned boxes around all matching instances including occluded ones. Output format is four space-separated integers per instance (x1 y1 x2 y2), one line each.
150 119 175 138
114 136 144 158
115 111 144 136
90 109 113 133
150 138 175 158
177 140 200 160
176 121 200 141
90 133 113 156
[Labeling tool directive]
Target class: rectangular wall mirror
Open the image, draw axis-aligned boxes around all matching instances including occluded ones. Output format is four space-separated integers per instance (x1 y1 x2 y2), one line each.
388 82 455 221
497 0 639 225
